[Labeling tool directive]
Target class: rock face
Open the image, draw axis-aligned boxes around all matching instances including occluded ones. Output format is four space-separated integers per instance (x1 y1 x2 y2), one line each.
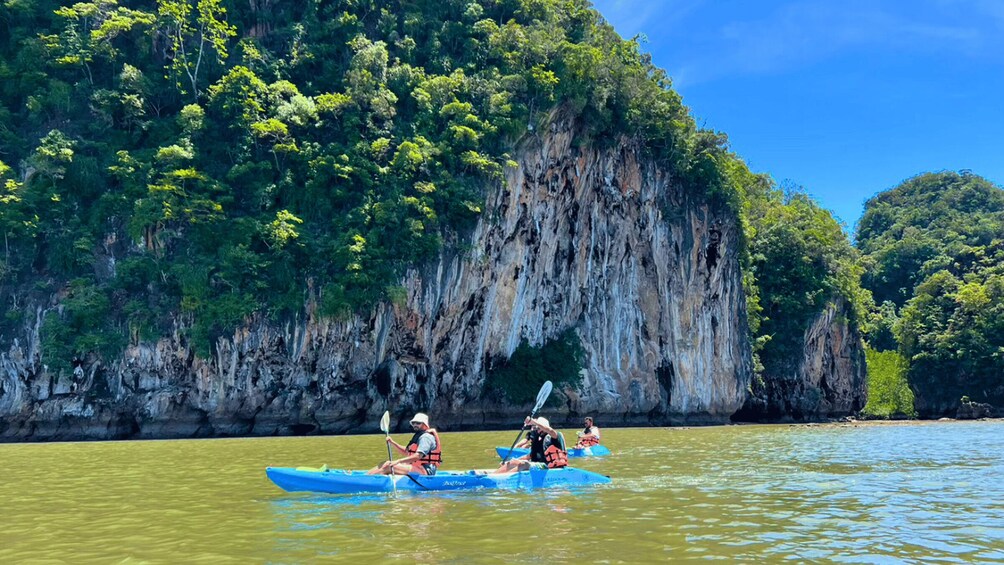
734 297 867 422
1 112 755 441
956 398 996 420
911 368 1003 419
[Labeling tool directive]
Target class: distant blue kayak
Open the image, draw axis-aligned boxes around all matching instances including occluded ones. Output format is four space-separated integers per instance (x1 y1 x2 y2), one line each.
495 445 611 459
266 466 611 495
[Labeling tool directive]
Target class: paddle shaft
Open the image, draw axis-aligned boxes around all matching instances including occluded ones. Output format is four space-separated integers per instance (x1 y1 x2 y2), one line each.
385 431 399 495
385 433 395 467
381 410 398 496
500 426 528 464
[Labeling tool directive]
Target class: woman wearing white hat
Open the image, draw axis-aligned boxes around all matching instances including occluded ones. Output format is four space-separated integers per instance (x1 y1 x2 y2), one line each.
494 415 568 473
367 412 442 476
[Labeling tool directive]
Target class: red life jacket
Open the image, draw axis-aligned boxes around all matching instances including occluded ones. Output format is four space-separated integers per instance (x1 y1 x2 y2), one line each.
577 425 600 447
406 428 443 467
544 443 568 468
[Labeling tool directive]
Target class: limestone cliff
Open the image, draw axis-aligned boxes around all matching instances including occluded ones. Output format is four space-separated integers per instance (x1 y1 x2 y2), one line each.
734 297 867 422
0 113 755 440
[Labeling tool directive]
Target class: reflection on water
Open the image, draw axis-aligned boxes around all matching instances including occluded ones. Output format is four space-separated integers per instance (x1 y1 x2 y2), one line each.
1 422 1003 562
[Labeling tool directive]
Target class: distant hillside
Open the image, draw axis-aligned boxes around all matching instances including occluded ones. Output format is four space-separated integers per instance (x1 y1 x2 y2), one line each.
857 171 1004 417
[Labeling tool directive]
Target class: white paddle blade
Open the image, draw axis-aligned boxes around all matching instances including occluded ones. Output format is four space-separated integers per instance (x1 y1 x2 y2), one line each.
380 411 390 434
533 380 553 414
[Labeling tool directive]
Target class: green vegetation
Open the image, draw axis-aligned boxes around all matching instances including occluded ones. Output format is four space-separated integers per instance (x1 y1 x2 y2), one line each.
744 184 867 375
861 347 915 418
1 0 753 365
857 171 1004 307
483 329 584 405
1 0 888 415
857 171 1004 415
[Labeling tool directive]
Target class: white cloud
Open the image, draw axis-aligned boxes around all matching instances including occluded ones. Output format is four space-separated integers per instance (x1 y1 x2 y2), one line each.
593 0 1004 87
590 0 703 38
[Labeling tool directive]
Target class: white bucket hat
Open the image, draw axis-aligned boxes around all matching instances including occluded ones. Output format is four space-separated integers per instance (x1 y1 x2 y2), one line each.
535 417 550 429
410 412 429 426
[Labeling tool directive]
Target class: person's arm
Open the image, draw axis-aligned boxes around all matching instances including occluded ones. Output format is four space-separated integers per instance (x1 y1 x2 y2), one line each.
395 433 435 467
528 417 558 439
387 453 420 468
386 436 409 455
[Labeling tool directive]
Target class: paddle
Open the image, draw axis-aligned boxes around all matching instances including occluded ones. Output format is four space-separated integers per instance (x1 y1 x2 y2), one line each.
501 380 553 464
379 410 397 496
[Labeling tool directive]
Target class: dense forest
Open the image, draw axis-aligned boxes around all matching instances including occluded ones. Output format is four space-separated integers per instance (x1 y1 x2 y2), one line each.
0 0 997 420
857 171 1004 417
2 0 761 363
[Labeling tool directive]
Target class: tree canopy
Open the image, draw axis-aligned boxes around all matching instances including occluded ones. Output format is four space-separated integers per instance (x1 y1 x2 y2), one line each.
857 171 1004 416
0 0 868 398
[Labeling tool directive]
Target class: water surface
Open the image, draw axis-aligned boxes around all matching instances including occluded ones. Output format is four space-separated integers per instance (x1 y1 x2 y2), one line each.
1 421 1002 563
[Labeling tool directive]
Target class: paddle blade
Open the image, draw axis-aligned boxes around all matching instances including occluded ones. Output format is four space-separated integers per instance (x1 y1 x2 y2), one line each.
532 380 553 416
380 411 390 434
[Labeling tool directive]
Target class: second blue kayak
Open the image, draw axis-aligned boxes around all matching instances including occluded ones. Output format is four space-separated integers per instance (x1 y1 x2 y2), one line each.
495 445 611 459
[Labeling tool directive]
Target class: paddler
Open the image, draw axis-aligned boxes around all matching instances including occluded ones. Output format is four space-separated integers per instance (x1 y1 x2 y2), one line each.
494 416 568 473
367 412 442 476
574 416 601 448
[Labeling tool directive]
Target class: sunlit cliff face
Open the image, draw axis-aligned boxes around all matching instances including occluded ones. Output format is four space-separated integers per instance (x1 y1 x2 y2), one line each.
2 111 860 440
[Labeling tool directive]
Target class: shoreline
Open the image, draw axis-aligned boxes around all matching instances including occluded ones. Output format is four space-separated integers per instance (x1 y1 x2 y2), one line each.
2 417 1003 446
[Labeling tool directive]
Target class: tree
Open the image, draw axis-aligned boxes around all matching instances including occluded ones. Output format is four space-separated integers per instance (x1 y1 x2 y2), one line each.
158 0 236 99
43 0 155 85
858 171 1004 415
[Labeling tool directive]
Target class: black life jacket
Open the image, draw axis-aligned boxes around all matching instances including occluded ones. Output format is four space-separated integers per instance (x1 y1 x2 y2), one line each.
528 430 546 462
406 428 443 466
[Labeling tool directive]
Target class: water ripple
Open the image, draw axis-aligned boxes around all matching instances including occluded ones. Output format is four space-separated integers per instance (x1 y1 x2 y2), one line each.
1 422 1003 562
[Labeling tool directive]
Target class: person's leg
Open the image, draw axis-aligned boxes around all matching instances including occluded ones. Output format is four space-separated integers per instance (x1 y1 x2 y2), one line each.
494 459 531 473
389 462 418 475
493 460 517 474
366 462 392 475
367 461 415 475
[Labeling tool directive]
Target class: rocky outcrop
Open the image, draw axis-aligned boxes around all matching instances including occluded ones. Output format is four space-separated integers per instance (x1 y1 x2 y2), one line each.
956 398 996 419
1 111 754 441
734 297 867 422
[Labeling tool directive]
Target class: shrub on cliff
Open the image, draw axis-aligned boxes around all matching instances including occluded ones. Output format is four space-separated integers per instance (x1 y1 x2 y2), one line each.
745 184 867 376
483 329 584 406
861 347 915 419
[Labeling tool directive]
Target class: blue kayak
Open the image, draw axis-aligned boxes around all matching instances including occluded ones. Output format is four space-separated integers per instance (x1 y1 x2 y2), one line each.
495 445 611 459
266 466 611 495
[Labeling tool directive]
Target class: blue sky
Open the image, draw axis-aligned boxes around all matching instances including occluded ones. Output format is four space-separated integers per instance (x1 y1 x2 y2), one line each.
590 0 1004 233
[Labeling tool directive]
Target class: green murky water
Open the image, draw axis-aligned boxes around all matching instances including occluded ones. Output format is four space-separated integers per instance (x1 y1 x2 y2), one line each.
2 421 1003 563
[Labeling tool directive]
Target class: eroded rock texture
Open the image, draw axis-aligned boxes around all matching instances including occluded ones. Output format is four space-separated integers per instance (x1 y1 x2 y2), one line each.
2 113 760 440
735 298 867 422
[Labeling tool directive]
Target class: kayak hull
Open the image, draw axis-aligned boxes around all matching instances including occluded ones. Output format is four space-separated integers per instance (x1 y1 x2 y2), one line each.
266 466 611 495
495 445 611 459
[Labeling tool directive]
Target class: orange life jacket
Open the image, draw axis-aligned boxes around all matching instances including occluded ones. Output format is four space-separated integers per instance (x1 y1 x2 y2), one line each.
406 428 443 468
544 443 568 468
577 425 600 447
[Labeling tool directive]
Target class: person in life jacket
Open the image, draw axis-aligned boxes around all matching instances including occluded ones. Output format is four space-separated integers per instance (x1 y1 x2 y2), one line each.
367 412 443 476
574 416 601 448
494 416 568 473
